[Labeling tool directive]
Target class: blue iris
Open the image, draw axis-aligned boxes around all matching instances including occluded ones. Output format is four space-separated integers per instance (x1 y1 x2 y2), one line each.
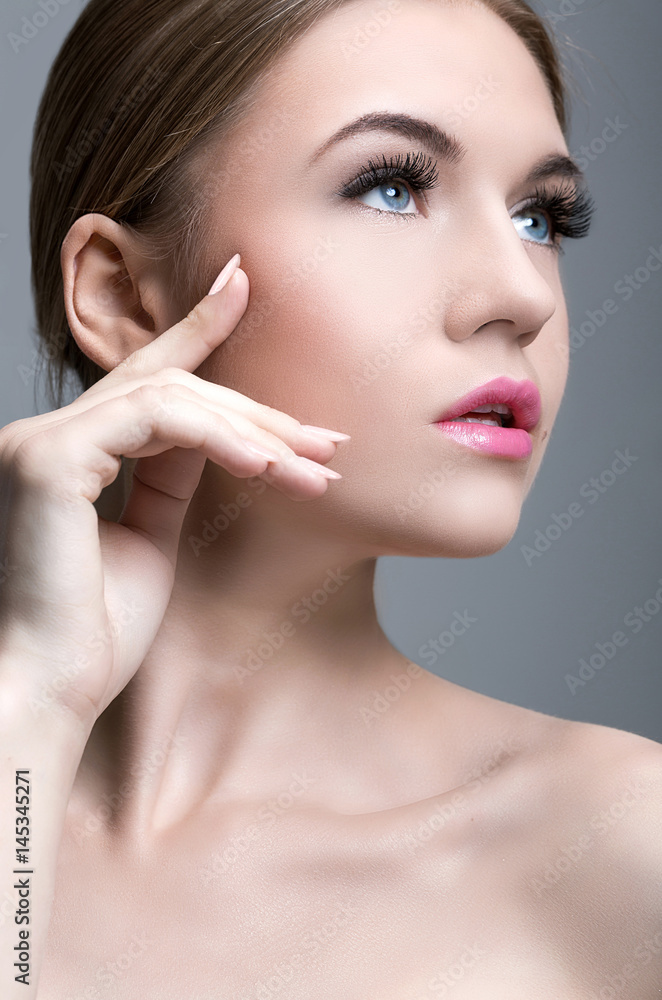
513 208 551 245
364 181 413 213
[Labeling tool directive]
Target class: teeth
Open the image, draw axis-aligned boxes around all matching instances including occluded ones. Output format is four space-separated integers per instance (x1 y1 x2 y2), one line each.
455 417 501 426
470 404 511 415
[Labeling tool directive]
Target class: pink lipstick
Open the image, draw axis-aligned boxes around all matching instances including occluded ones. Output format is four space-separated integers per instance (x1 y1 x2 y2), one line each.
433 377 541 459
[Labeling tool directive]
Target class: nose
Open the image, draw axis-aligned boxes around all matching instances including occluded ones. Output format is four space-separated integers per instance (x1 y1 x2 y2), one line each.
441 202 558 348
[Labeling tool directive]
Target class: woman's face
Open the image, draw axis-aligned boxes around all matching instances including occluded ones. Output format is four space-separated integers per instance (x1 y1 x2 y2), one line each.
186 0 584 558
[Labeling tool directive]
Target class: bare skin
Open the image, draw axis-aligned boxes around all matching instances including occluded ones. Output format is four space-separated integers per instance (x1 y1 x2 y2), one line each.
43 689 662 999
3 0 660 997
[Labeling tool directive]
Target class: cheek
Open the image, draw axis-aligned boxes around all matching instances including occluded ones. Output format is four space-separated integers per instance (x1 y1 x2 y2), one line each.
196 225 430 434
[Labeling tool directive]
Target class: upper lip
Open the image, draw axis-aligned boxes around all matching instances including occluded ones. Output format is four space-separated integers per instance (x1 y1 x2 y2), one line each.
436 376 542 432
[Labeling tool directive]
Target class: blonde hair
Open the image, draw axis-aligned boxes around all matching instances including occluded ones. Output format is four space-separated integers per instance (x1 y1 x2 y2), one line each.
29 0 570 408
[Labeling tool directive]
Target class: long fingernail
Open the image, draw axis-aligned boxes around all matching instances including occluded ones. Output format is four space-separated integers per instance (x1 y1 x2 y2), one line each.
301 425 351 442
295 456 342 479
209 253 241 295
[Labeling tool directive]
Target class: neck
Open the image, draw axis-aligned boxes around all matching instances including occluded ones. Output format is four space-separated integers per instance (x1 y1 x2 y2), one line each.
79 472 445 840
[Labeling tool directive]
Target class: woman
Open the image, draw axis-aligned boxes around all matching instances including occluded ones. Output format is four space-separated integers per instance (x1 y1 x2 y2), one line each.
1 0 660 996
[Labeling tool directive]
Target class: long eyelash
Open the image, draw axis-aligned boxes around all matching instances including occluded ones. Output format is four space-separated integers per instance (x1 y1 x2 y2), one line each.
338 150 439 203
337 155 596 251
521 182 596 251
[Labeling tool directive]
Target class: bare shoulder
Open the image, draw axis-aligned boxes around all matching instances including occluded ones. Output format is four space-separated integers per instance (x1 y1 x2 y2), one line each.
556 715 662 868
461 680 662 789
542 713 662 813
515 708 662 855
479 707 662 990
455 685 662 890
518 713 662 947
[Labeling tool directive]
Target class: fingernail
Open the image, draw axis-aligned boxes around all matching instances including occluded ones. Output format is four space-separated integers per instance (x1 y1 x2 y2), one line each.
209 253 241 295
296 456 342 479
244 441 281 461
301 425 351 442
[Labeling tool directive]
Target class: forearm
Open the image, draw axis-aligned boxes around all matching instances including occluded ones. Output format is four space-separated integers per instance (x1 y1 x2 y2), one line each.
0 672 90 999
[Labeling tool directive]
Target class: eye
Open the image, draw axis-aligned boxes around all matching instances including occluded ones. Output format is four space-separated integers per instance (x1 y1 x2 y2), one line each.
358 179 417 215
337 151 439 219
511 183 595 255
512 206 552 245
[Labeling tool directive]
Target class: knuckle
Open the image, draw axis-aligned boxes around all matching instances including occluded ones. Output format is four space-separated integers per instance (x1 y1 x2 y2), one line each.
256 401 277 417
10 434 51 483
126 382 172 408
0 417 31 452
257 400 300 430
153 366 189 384
177 311 198 338
126 382 184 425
112 353 139 378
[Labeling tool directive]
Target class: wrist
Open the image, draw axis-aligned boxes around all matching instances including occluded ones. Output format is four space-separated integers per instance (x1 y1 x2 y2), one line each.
0 661 94 757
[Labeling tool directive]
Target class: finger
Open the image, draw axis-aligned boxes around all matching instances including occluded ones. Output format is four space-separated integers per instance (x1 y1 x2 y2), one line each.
71 374 345 470
117 447 209 565
98 257 249 385
55 386 330 556
143 381 343 465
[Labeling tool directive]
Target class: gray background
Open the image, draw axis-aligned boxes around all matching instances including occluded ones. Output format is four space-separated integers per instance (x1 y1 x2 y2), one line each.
1 0 660 741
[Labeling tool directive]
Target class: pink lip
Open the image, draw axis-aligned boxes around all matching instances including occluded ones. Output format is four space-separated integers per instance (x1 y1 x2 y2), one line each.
433 377 541 460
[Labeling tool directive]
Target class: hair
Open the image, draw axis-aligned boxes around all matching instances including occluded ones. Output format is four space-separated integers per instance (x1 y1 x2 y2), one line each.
29 0 572 409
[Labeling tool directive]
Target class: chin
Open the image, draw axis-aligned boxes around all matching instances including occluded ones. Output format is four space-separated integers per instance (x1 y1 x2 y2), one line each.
378 470 527 559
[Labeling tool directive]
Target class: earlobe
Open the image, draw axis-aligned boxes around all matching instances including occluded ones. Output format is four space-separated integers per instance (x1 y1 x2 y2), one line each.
61 212 159 372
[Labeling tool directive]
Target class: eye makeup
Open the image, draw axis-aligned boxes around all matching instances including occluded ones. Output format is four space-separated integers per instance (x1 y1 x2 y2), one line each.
335 148 596 252
513 182 595 251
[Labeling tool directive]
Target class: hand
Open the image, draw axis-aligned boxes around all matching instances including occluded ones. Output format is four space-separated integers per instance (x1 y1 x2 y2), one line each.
0 255 349 730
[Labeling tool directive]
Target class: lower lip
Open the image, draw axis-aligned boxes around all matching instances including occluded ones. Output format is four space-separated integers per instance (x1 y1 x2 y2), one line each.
434 421 533 459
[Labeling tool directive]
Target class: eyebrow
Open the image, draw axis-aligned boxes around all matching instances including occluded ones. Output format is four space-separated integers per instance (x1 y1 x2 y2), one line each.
308 111 466 166
308 110 586 187
525 152 586 186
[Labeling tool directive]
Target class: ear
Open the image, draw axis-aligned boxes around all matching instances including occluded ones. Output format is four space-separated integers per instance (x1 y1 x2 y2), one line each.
61 213 169 372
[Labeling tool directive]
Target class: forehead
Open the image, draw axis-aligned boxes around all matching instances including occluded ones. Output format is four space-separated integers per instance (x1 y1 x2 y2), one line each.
241 0 565 155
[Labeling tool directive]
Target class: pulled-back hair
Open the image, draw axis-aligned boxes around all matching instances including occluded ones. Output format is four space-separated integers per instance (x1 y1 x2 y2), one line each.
29 0 571 407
